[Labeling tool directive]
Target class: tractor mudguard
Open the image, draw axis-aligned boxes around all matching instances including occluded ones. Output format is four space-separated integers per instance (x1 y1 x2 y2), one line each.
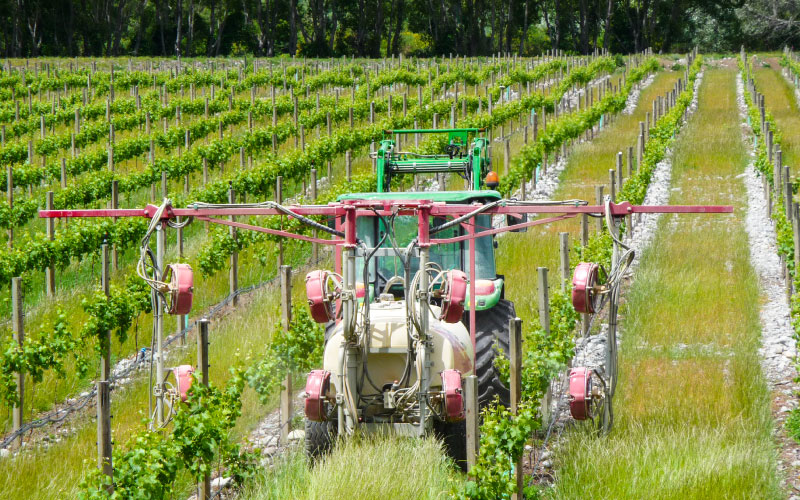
464 278 503 311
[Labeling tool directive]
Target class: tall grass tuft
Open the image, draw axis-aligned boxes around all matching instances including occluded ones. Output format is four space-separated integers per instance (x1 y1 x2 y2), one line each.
241 434 457 500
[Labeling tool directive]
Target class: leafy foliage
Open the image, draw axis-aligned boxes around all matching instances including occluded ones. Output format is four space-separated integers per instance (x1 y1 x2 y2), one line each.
501 57 660 195
0 275 150 406
458 289 577 500
78 369 259 500
583 55 703 269
745 57 800 348
246 306 324 403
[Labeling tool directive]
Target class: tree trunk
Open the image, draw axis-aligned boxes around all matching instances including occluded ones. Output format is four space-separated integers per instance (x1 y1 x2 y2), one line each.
330 0 338 54
490 0 496 53
133 0 147 56
519 0 529 54
391 0 404 54
505 0 515 53
373 0 384 57
112 0 129 56
208 0 217 56
256 0 268 56
155 0 166 55
289 0 297 55
603 0 613 50
13 0 20 57
661 0 682 52
213 9 227 56
26 4 40 57
553 0 561 50
579 0 588 54
357 0 367 56
188 0 194 56
175 0 183 57
624 0 640 53
66 0 75 56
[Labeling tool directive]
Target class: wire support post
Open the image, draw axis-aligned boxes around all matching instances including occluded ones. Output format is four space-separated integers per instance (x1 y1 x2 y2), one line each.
197 318 211 500
11 277 23 448
509 317 523 500
279 265 293 446
465 375 479 473
96 380 113 492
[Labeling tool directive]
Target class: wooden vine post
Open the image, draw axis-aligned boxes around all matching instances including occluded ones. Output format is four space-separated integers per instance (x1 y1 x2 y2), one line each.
229 187 238 306
609 169 616 202
580 213 590 336
311 169 319 263
538 267 551 334
595 186 604 232
509 317 523 500
97 244 113 490
346 150 352 182
277 176 284 271
11 277 23 447
197 319 211 500
280 265 293 445
7 166 12 248
794 202 800 273
559 232 570 291
45 191 55 296
465 374 479 472
112 180 119 269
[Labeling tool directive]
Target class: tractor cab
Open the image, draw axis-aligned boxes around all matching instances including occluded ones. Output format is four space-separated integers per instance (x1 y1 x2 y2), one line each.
336 191 504 311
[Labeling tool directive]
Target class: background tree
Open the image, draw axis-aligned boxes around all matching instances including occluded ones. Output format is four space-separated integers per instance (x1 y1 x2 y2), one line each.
0 0 786 58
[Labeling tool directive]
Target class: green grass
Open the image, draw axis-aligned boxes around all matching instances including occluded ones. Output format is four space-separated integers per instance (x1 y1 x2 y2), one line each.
546 68 782 500
753 60 800 171
239 434 457 500
498 68 683 328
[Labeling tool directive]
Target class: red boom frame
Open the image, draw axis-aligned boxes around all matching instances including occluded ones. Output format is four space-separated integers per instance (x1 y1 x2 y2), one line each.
39 199 733 358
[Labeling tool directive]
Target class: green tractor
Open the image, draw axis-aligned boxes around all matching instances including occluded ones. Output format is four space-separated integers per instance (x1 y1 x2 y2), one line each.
303 129 519 467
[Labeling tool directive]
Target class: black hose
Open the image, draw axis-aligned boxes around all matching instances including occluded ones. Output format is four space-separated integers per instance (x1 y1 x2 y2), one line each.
274 204 346 238
429 200 502 235
359 228 389 395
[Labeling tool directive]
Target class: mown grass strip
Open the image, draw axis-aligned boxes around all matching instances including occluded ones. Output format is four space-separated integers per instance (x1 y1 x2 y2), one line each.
548 68 781 500
498 67 683 327
753 62 800 170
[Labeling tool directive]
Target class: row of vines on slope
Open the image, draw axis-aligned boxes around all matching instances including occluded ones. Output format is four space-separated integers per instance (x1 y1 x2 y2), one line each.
195 57 639 273
1 53 632 484
0 56 627 284
78 305 324 500
0 56 568 157
764 54 800 440
460 55 701 500
0 57 541 173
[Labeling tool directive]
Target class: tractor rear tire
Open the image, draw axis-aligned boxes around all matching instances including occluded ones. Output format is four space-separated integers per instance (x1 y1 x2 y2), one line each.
469 299 515 409
304 418 335 459
433 419 467 471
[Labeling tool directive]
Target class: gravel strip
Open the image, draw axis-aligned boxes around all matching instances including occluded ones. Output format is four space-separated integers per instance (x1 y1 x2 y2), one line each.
739 62 800 496
735 72 797 383
542 70 705 436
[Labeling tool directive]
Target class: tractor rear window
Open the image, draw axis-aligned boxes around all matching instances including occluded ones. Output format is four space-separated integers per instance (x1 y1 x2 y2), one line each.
355 214 495 290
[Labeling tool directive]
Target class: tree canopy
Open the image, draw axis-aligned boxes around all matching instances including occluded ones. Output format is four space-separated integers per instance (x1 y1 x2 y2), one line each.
1 0 797 58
